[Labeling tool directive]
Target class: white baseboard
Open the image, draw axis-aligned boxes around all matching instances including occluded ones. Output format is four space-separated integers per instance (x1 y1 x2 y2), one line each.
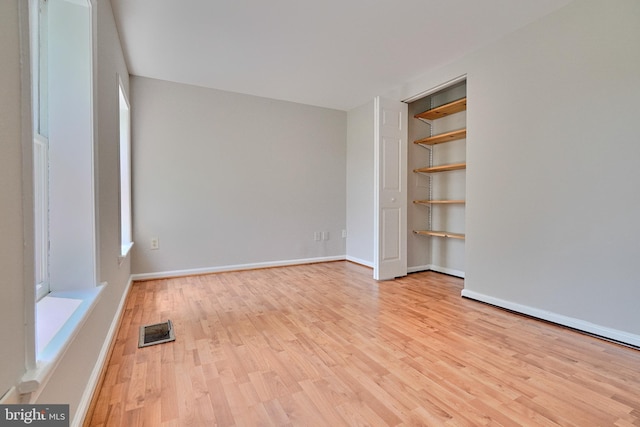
0 387 20 404
131 256 347 281
407 264 465 278
345 256 374 268
428 265 465 278
73 276 134 427
407 264 430 274
461 289 640 348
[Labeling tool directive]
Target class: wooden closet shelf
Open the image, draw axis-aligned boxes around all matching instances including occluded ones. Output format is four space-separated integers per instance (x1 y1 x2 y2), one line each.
414 230 465 240
414 97 467 120
413 200 465 205
414 129 466 146
414 163 466 174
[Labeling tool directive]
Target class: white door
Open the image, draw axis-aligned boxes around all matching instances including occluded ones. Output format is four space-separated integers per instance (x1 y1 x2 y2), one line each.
374 97 408 280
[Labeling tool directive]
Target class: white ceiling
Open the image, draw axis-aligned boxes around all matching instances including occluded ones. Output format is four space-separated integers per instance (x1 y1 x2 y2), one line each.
111 0 573 111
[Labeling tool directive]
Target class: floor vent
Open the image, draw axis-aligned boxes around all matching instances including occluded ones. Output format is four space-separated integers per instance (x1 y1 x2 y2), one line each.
138 320 175 348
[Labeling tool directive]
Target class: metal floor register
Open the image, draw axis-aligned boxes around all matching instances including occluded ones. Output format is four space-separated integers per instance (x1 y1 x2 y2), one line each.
138 320 176 348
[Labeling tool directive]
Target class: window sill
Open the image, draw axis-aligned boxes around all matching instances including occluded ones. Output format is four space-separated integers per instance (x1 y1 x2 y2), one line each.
119 241 134 265
18 284 106 396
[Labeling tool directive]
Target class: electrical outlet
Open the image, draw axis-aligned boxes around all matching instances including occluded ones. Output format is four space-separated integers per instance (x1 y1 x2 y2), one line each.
314 231 321 241
150 237 159 250
322 231 329 241
342 229 347 238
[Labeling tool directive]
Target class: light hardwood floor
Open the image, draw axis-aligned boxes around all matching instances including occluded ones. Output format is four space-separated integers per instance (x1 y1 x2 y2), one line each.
86 261 640 426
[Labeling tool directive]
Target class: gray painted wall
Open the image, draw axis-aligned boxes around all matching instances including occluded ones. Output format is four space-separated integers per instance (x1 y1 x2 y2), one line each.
392 0 640 338
346 100 375 266
130 77 347 275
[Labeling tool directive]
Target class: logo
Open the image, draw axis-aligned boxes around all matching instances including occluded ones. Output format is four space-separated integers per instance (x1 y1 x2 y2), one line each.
0 405 69 426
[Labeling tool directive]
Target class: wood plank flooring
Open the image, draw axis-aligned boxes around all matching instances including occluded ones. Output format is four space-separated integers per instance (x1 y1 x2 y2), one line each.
86 261 640 426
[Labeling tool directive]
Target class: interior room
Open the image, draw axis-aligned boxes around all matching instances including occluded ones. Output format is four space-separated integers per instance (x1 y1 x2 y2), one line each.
1 0 639 425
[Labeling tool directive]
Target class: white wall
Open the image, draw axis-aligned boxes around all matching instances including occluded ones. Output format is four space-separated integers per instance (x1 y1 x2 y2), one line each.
48 0 95 290
0 0 28 400
346 100 375 266
391 0 640 342
407 97 432 271
131 77 347 275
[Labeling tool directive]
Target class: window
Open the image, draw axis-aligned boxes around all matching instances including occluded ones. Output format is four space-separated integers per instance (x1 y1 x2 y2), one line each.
31 0 96 298
31 0 50 301
119 79 133 258
22 0 105 394
21 0 109 398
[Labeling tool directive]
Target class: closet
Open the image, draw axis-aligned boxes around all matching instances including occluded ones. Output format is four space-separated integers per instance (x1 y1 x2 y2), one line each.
407 81 467 277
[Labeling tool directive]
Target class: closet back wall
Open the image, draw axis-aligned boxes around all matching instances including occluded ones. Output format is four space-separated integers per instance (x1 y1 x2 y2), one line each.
131 77 347 275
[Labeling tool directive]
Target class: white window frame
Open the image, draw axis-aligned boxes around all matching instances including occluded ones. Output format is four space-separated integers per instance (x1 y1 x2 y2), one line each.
31 0 50 302
21 0 106 401
33 134 49 300
118 77 133 259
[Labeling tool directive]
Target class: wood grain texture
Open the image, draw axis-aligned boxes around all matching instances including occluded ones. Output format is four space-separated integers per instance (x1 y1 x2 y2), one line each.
414 98 467 120
413 230 465 240
413 200 465 205
414 129 467 146
86 261 640 426
414 163 466 174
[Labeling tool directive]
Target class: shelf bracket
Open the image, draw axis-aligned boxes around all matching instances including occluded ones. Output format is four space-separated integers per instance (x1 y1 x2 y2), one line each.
415 117 434 125
415 143 433 152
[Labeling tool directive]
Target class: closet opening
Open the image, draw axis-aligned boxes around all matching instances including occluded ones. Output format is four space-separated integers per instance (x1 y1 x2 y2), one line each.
406 79 467 278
